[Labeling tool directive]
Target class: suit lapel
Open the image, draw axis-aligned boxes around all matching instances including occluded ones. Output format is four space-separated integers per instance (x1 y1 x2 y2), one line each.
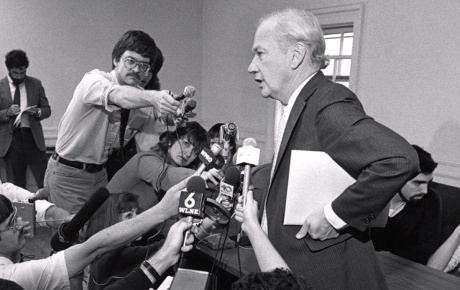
25 76 33 107
0 77 12 102
271 72 326 184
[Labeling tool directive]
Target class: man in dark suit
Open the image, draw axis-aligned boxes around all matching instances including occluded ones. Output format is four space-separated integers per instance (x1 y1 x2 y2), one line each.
0 50 51 189
371 145 443 264
247 9 419 289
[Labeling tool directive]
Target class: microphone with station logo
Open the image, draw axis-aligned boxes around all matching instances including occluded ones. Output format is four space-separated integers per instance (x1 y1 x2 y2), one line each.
178 176 207 247
195 143 223 175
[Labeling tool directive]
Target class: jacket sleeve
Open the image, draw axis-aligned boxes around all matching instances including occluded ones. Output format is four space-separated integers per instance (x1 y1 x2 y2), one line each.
315 89 420 231
35 79 51 120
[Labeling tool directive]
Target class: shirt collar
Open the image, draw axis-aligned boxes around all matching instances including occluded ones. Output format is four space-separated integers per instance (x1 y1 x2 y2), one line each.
282 71 318 117
110 70 121 85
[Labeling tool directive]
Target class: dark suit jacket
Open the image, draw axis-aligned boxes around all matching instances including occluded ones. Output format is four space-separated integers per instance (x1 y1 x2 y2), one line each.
371 188 443 264
263 72 419 289
0 76 51 156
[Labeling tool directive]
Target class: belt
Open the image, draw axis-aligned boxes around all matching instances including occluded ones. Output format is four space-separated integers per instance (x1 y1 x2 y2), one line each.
52 152 106 173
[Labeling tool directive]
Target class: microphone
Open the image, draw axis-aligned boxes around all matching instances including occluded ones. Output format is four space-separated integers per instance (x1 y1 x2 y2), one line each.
174 87 197 127
236 138 260 206
50 187 110 251
216 166 241 204
184 98 197 112
235 138 260 241
219 122 239 160
179 176 207 247
196 143 223 175
175 85 195 101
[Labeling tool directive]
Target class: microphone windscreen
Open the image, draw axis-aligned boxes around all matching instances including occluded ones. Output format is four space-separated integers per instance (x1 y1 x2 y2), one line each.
183 85 195 98
243 137 257 147
184 98 197 112
64 187 110 234
225 166 241 187
187 176 207 193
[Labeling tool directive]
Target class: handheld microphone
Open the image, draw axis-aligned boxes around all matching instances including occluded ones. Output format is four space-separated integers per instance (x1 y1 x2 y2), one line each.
174 87 197 127
236 138 260 205
184 98 197 112
219 122 239 160
235 138 260 241
216 166 241 204
179 176 207 247
175 85 195 101
196 143 223 175
50 187 110 251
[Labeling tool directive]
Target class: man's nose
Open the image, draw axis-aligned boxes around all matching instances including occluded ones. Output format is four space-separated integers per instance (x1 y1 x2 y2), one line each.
248 57 257 73
421 184 428 194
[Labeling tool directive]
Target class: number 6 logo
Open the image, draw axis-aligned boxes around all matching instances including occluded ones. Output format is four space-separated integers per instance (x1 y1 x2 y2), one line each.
185 192 196 208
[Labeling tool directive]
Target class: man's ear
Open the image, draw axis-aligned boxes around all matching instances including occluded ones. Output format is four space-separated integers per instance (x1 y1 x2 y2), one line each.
291 42 307 69
113 58 118 68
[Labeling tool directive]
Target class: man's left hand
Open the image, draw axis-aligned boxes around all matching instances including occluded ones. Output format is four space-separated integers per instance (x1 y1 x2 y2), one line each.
296 208 340 241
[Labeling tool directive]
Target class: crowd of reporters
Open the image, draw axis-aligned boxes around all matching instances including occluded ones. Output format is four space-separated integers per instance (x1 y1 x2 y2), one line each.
1 6 460 290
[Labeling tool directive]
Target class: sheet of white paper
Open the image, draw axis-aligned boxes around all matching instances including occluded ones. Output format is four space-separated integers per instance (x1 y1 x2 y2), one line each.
284 150 388 227
13 105 37 127
157 276 173 290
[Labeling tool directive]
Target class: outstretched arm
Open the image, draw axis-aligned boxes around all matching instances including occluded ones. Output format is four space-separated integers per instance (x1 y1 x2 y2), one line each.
235 190 289 272
104 218 196 290
427 225 460 271
63 177 190 278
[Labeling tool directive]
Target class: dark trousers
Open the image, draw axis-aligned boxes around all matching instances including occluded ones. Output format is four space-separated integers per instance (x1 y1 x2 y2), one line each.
3 128 48 189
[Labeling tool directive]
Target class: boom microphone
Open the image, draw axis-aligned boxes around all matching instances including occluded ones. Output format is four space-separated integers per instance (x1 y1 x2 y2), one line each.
51 187 110 251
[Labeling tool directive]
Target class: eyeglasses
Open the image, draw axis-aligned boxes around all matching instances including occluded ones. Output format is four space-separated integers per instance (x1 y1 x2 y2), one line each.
121 56 151 73
0 207 18 233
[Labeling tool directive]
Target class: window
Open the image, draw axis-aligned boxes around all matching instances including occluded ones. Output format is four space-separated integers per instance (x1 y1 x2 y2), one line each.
323 26 354 88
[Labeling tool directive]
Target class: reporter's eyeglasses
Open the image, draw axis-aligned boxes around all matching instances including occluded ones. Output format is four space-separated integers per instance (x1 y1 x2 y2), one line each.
121 56 151 73
0 207 18 233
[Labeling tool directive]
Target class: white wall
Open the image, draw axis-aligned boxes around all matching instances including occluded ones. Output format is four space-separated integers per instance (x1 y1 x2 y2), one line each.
0 0 203 144
200 0 460 186
2 0 460 186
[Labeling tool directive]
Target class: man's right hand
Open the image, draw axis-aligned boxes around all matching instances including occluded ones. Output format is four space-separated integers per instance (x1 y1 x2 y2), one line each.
152 90 180 116
6 104 20 116
157 177 191 218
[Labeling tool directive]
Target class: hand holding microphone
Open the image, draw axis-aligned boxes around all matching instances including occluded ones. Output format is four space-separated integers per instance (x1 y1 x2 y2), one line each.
178 176 207 247
235 189 259 234
155 90 181 115
236 138 260 206
235 138 260 241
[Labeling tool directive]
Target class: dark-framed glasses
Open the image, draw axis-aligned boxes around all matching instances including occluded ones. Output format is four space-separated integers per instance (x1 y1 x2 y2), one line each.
0 207 18 233
121 56 151 73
